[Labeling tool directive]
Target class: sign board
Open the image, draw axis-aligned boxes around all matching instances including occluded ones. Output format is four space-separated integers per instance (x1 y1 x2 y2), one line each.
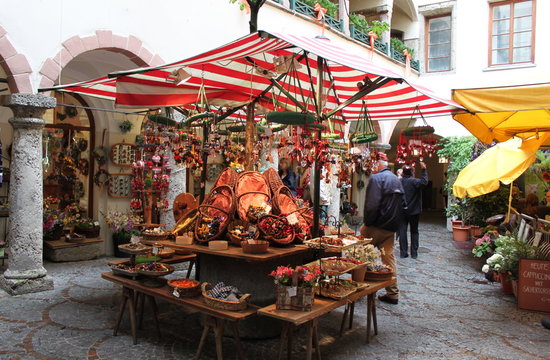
518 259 550 313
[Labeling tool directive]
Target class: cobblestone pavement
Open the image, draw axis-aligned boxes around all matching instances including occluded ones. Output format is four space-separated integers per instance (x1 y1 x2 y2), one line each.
1 213 549 360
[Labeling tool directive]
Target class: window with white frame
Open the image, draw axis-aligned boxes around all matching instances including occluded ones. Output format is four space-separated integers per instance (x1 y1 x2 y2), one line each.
426 15 452 72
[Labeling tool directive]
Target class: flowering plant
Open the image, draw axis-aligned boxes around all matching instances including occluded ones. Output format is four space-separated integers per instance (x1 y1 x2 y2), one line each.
269 265 322 288
45 196 60 205
344 244 384 265
43 210 64 233
472 233 495 258
482 253 504 273
101 210 142 234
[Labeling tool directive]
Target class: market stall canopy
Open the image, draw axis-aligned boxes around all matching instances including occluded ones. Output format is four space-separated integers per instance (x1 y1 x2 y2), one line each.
40 31 463 122
453 135 549 198
452 83 550 145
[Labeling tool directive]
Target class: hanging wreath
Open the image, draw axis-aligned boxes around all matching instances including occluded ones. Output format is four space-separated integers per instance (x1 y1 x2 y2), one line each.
401 125 435 137
227 123 246 133
186 112 215 127
78 159 89 176
92 147 107 166
349 100 379 144
93 168 110 187
119 119 133 133
147 114 178 127
351 133 378 144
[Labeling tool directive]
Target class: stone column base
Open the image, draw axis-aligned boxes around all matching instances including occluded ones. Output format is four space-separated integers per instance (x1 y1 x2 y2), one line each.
0 275 54 295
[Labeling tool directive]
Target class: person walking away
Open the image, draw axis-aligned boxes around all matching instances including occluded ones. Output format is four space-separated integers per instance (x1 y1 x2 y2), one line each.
360 153 406 305
320 167 331 224
279 158 298 196
399 162 428 259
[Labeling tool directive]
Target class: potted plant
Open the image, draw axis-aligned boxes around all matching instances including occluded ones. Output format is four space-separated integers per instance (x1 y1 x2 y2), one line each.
43 210 64 241
74 218 100 238
269 265 321 312
101 210 142 257
446 199 472 242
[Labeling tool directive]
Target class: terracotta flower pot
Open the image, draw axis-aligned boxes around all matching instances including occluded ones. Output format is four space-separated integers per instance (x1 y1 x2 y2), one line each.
500 271 514 295
470 225 482 238
352 264 367 282
451 220 463 226
511 279 518 298
452 225 470 242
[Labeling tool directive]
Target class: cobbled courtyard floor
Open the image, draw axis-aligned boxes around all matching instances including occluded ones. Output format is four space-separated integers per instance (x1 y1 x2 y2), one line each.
1 213 549 360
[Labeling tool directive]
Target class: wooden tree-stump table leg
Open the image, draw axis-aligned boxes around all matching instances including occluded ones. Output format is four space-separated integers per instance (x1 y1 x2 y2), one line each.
213 317 226 360
138 292 145 330
349 302 355 330
287 324 293 360
278 322 290 360
339 304 350 337
372 295 378 335
113 289 129 336
312 319 321 360
126 288 138 345
195 319 211 360
148 295 161 339
231 321 246 360
366 294 373 344
306 320 314 360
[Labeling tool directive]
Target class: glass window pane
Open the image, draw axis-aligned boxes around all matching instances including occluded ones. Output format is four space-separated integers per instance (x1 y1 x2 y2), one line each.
493 4 510 19
430 29 451 44
429 43 451 58
514 1 532 17
429 16 451 31
492 49 509 64
428 57 450 72
493 19 510 34
514 16 532 31
513 46 531 62
492 34 509 49
513 31 532 47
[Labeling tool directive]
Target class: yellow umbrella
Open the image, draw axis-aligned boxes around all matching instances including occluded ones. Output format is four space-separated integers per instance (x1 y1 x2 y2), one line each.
452 83 550 145
453 135 549 198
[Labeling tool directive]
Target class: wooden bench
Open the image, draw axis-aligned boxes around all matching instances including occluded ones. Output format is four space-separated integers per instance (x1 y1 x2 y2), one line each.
102 272 256 359
258 278 396 360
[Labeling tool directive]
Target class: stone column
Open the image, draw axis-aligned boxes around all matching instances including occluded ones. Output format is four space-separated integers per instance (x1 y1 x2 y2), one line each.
0 94 56 296
379 0 394 46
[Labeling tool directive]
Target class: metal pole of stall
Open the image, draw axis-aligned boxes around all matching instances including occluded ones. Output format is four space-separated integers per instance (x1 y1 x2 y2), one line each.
312 56 325 238
199 125 209 203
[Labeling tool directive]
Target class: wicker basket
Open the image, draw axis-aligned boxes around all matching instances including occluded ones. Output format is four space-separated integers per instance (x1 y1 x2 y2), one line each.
364 268 395 281
235 171 271 222
201 282 251 311
168 279 201 297
141 232 171 242
263 168 284 195
258 215 295 246
227 219 260 246
171 208 198 235
241 239 269 254
213 167 238 190
195 185 235 243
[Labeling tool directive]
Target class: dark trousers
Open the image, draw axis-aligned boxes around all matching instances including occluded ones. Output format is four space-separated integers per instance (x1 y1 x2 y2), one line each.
399 214 420 257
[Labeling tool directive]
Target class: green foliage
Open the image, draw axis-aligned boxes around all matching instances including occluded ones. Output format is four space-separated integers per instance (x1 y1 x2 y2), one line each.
437 136 476 176
300 0 339 18
467 186 512 226
349 14 390 38
472 240 493 258
390 37 415 58
493 234 540 279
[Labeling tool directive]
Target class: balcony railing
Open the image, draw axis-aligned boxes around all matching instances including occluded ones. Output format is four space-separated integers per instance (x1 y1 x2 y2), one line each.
390 46 420 71
289 0 344 32
349 25 388 54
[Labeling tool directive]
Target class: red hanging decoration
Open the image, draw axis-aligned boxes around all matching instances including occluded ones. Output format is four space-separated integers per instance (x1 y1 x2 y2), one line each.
395 105 437 165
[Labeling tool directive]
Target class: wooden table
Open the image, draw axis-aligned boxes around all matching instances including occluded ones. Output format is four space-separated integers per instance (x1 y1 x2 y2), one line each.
102 272 256 359
258 278 396 360
159 241 310 262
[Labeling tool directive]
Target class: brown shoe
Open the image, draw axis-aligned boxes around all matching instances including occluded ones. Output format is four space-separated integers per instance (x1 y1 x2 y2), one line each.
378 294 398 305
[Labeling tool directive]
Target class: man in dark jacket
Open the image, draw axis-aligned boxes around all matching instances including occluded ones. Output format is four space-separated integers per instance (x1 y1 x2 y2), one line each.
360 153 406 304
399 162 428 259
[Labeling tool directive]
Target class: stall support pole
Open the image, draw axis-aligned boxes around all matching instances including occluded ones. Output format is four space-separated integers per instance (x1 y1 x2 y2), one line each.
312 56 325 238
245 101 257 171
199 125 209 203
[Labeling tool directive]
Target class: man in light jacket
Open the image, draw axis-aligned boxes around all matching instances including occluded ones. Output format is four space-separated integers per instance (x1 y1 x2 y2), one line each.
399 162 428 259
361 153 406 305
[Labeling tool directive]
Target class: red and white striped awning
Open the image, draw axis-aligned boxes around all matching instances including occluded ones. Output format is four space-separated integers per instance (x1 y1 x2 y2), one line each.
40 31 463 121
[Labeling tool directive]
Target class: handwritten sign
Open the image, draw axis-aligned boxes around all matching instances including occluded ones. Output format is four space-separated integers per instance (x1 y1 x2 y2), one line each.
518 259 550 313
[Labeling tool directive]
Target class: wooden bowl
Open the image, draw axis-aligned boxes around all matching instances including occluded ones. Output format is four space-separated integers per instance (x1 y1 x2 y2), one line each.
241 240 269 254
167 278 200 297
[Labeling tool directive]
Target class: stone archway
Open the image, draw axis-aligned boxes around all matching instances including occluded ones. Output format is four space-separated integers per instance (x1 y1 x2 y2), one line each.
38 31 165 90
0 25 33 93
